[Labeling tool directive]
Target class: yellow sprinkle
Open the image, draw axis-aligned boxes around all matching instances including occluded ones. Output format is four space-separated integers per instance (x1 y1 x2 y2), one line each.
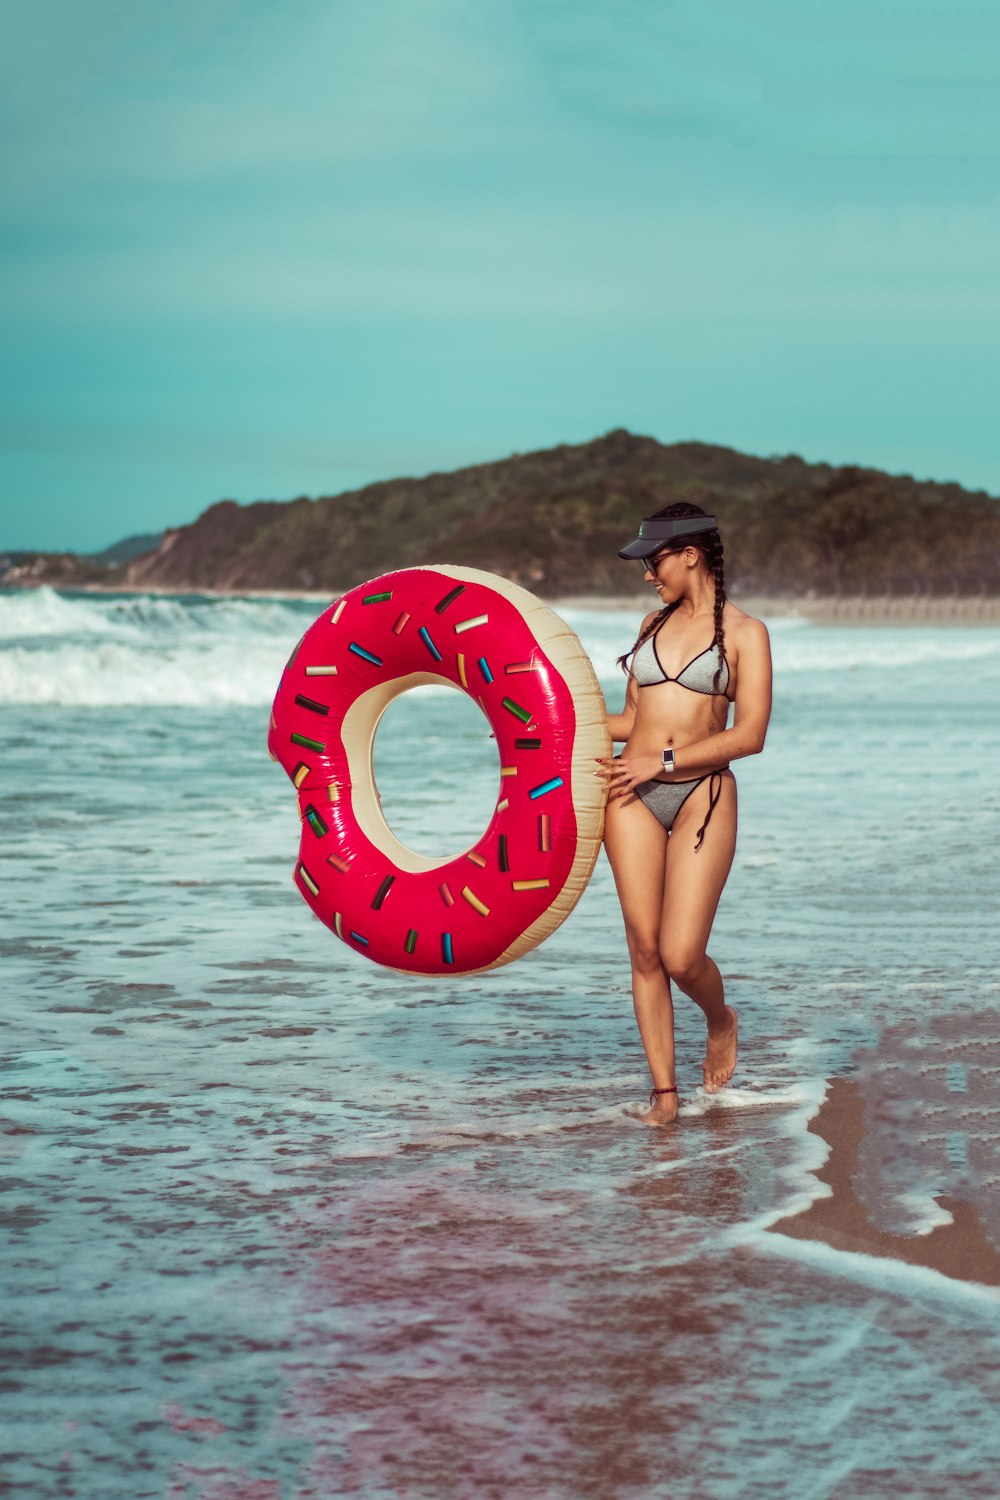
293 765 309 789
305 665 338 676
461 885 490 917
500 766 518 777
331 599 347 624
457 652 468 689
334 912 344 939
496 798 509 813
512 879 550 891
327 782 339 803
467 851 487 868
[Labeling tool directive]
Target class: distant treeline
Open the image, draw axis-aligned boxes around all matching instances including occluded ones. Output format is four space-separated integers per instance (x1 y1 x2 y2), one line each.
6 430 999 596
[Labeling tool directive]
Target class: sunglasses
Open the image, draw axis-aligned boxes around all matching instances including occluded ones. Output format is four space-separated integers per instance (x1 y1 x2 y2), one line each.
639 549 674 573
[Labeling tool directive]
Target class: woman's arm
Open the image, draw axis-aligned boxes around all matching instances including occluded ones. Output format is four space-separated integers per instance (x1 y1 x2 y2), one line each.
607 670 639 743
606 610 657 742
599 618 773 792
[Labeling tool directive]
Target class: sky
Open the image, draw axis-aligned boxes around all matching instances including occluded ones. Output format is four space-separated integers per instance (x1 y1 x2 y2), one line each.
2 0 999 552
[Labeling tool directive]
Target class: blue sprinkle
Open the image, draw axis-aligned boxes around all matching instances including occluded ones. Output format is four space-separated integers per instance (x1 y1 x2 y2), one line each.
349 642 383 666
419 626 443 662
441 932 454 964
529 776 564 800
349 931 369 947
478 657 494 684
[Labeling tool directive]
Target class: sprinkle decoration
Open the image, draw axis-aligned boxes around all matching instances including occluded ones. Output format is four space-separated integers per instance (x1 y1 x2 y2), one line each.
371 875 395 910
348 643 382 666
295 693 329 715
363 591 392 604
478 657 494 684
454 614 488 634
461 886 490 917
327 852 351 873
529 776 563 800
298 864 319 897
291 732 326 753
419 626 442 661
441 933 454 965
434 584 466 614
502 696 532 724
392 611 410 635
303 804 329 838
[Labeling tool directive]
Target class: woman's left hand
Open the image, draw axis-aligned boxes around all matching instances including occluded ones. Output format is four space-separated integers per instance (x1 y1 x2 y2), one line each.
595 752 667 799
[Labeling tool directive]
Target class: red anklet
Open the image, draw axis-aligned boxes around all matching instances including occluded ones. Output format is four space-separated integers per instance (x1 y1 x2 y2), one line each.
649 1085 678 1105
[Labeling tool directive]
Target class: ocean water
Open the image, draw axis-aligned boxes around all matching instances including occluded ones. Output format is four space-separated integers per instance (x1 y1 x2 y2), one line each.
2 584 1000 1500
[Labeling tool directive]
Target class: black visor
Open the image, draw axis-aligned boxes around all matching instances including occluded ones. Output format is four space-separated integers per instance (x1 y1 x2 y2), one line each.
617 514 719 560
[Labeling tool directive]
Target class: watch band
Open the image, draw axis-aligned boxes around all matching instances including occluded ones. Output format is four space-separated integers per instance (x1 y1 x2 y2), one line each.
661 747 675 773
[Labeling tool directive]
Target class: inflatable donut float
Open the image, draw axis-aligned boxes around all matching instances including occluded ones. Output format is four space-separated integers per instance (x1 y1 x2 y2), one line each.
268 566 610 975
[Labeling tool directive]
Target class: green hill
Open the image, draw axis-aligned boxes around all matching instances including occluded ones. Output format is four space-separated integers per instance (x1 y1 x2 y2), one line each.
9 429 1000 596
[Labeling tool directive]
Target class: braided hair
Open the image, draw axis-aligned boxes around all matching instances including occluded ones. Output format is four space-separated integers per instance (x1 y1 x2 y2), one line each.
617 502 728 691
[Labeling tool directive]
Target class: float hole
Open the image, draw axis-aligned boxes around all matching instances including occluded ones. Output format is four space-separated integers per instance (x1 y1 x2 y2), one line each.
372 686 501 859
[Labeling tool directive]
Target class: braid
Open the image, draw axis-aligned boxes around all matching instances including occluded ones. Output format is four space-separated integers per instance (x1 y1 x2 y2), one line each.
708 532 728 693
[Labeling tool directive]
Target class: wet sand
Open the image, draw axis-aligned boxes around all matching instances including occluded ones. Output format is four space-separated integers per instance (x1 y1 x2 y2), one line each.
769 1077 1000 1288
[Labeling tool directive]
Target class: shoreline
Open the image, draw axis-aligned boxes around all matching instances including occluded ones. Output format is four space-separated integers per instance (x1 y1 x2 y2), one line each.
3 579 999 625
768 1077 1000 1289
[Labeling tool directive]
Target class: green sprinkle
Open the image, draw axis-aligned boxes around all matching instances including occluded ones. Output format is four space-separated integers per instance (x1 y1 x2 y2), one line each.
363 591 393 604
501 697 532 724
291 732 326 752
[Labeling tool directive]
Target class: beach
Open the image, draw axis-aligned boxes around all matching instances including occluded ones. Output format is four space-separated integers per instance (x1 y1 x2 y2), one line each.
3 585 1000 1499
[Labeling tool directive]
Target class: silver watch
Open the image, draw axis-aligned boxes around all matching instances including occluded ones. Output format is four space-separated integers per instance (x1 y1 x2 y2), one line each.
661 747 675 773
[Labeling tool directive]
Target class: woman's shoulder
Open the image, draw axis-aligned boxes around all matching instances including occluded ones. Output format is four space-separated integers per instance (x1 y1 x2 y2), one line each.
722 601 770 650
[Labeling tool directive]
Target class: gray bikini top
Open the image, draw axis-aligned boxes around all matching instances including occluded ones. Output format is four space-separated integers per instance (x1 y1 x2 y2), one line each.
632 631 731 698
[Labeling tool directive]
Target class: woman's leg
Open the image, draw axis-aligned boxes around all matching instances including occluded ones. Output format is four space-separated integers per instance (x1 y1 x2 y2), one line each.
603 790 677 1123
659 771 739 1092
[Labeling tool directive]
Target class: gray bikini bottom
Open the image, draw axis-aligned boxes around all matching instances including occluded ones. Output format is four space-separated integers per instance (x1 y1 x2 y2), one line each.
634 769 727 852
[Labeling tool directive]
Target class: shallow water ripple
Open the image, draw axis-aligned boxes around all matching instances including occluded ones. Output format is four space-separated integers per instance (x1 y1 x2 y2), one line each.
3 607 1000 1498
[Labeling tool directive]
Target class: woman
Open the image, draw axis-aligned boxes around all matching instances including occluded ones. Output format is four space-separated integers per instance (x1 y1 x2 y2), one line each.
598 502 772 1125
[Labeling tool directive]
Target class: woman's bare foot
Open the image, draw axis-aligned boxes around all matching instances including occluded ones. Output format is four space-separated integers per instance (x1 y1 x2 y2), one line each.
640 1089 680 1126
703 1005 738 1092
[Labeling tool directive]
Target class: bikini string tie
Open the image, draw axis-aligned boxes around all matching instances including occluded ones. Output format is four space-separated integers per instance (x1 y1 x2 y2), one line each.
693 771 724 853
